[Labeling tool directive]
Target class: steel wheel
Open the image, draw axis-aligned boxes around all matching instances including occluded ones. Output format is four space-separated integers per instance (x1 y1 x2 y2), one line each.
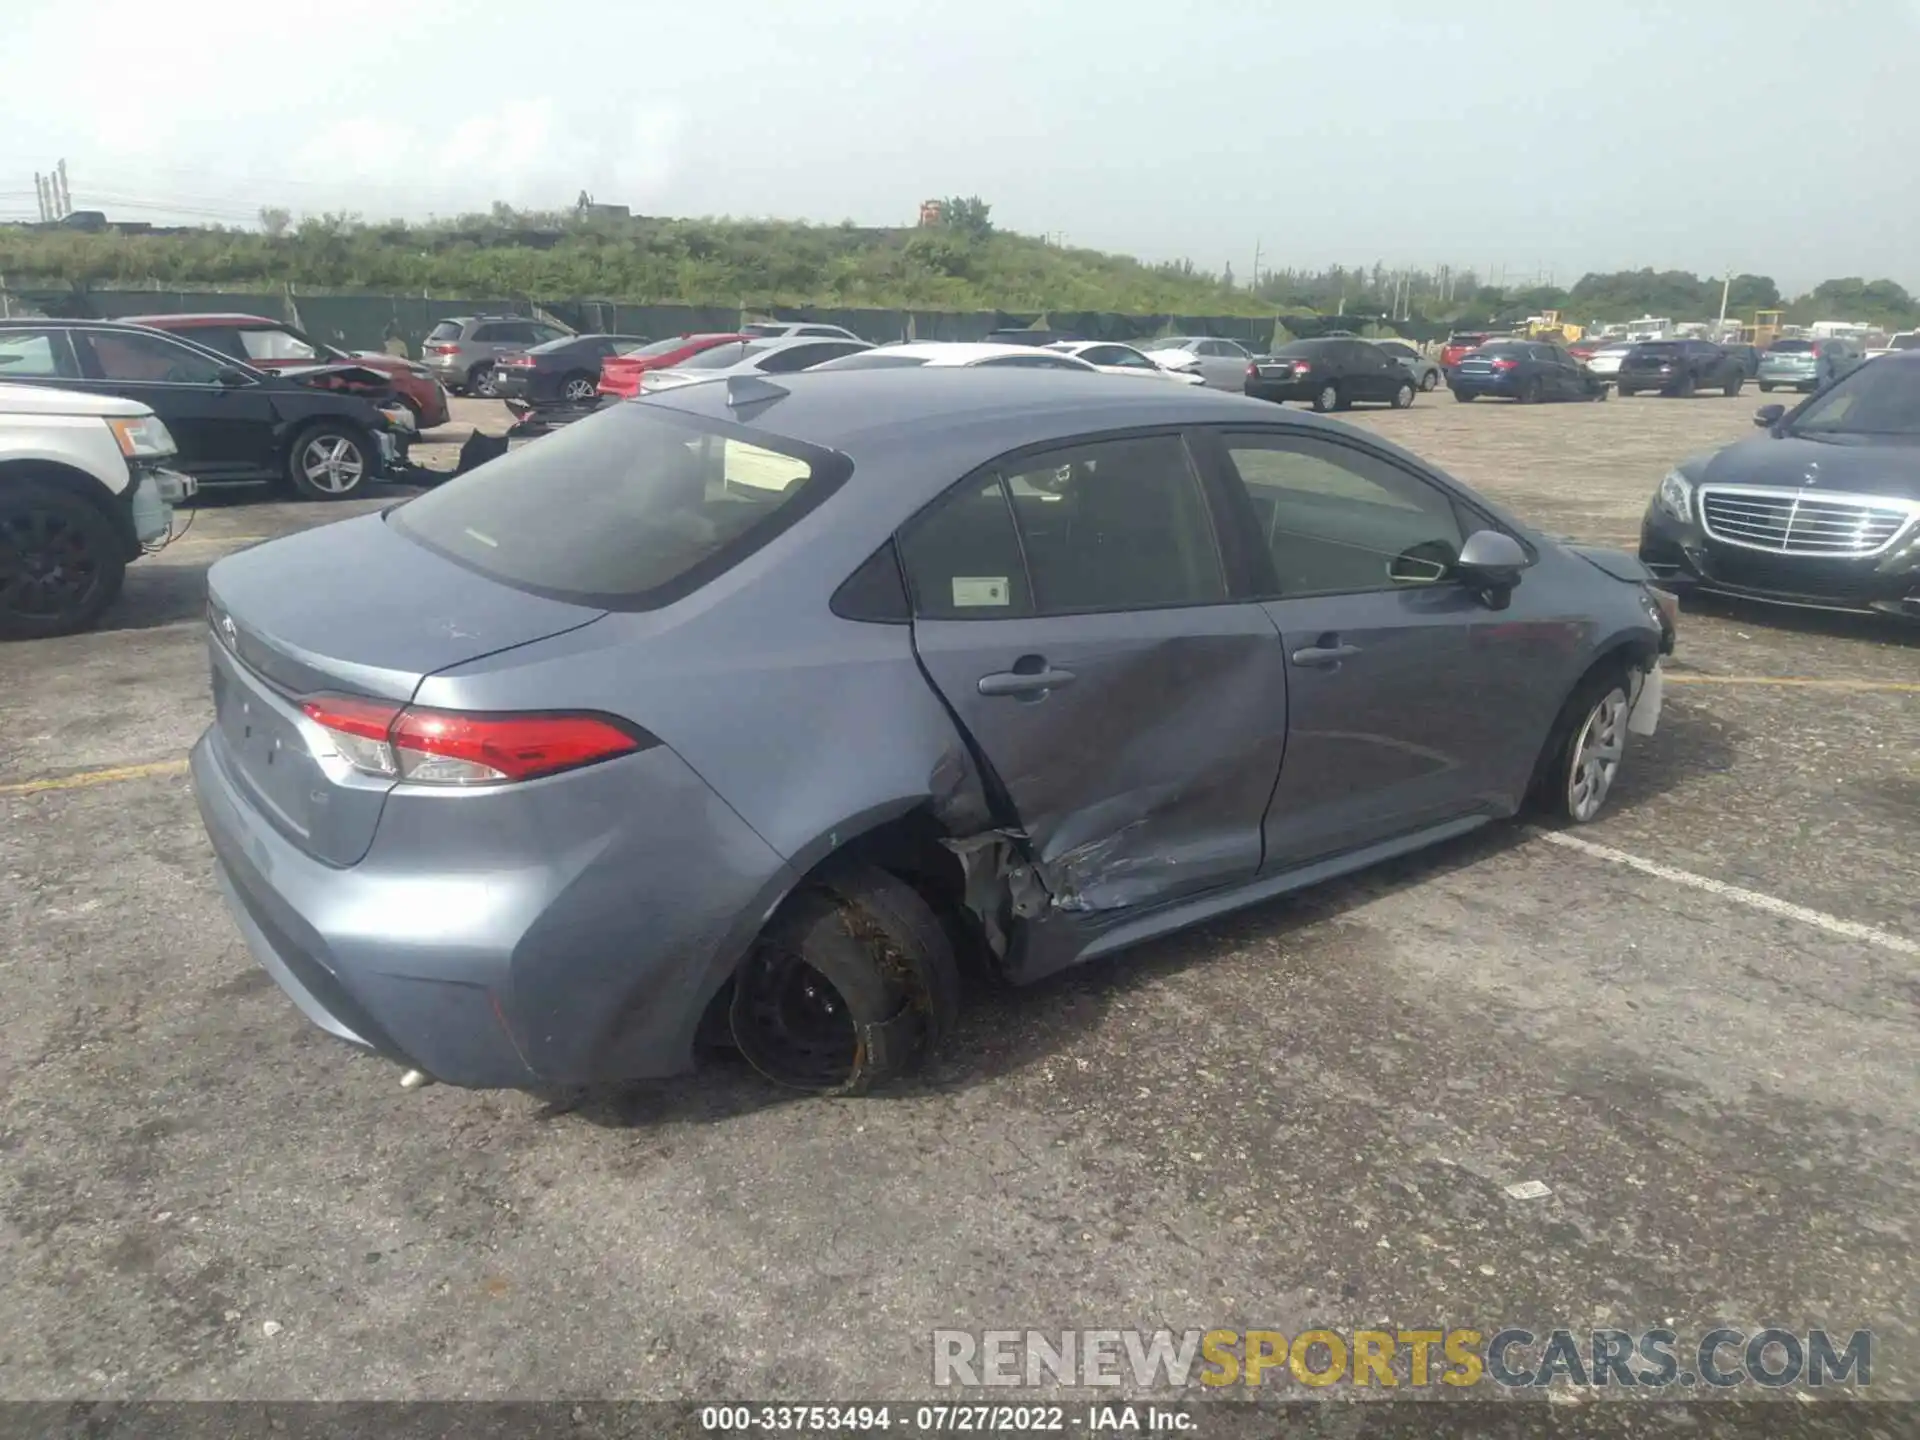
299 434 367 496
561 374 597 402
733 944 860 1090
1566 686 1629 822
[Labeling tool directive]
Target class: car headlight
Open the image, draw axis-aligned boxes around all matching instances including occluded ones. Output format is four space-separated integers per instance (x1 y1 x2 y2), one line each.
107 414 176 459
1656 469 1694 523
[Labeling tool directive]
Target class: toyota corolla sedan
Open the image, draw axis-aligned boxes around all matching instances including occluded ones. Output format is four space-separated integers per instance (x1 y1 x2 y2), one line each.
1639 350 1920 618
192 370 1674 1098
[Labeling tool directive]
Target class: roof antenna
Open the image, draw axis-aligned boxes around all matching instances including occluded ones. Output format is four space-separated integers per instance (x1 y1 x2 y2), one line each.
726 375 789 408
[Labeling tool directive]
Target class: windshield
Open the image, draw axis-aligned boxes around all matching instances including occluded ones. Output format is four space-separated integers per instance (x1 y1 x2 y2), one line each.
1789 360 1920 438
239 327 322 362
392 405 840 606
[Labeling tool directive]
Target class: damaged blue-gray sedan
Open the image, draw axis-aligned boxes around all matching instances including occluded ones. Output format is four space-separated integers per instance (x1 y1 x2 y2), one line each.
191 369 1676 1095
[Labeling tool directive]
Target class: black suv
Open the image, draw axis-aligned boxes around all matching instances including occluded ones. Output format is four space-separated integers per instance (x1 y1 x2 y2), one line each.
0 319 413 500
1618 340 1745 398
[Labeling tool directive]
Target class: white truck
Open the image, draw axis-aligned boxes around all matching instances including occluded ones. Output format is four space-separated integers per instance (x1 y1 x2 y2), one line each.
0 382 195 639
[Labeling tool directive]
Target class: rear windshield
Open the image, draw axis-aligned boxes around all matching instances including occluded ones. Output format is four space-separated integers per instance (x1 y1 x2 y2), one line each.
426 321 462 342
672 340 777 370
527 335 584 355
1633 342 1681 354
1890 334 1920 351
1473 342 1526 356
741 323 790 337
1447 333 1488 345
391 406 844 608
811 351 932 370
1768 340 1814 353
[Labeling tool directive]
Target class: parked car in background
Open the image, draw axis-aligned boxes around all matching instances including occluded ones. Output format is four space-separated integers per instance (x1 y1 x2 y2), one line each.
493 334 651 414
1864 331 1919 359
597 333 750 399
1440 331 1492 369
811 342 1098 373
1450 340 1605 402
1583 343 1634 381
0 381 195 638
1568 335 1618 363
422 315 573 398
1617 340 1745 397
1046 341 1204 383
742 322 865 341
125 313 453 430
0 319 415 501
1640 349 1920 620
1245 338 1418 411
190 366 1672 1098
638 335 873 393
1373 338 1442 391
1758 337 1862 393
1137 336 1256 390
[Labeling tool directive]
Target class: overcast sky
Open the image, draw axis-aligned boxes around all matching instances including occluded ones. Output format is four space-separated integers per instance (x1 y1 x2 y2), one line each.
3 0 1916 294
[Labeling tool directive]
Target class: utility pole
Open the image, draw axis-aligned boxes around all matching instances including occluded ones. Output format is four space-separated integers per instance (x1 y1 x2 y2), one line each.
1252 237 1261 290
55 159 69 217
1717 269 1732 329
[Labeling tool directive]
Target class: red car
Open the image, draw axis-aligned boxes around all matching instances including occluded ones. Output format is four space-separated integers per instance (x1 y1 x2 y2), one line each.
122 313 451 429
1568 336 1613 362
1439 331 1492 369
597 332 749 398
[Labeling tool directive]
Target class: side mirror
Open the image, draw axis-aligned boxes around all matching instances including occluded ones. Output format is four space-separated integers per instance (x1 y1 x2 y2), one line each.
216 367 250 387
1454 529 1533 608
1753 403 1785 429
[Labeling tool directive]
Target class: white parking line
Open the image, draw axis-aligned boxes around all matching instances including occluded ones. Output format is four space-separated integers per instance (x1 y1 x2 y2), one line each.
1532 829 1920 957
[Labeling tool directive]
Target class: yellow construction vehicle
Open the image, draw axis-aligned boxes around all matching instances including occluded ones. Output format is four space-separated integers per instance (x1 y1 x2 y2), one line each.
1744 310 1784 348
1522 310 1583 343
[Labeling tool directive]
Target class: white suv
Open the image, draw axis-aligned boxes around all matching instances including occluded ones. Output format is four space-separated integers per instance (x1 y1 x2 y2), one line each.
0 382 195 639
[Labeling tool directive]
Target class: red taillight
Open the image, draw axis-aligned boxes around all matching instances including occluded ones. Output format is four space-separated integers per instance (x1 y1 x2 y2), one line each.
426 343 459 356
502 355 535 368
1291 360 1312 374
299 698 648 786
1490 358 1518 371
1246 362 1257 377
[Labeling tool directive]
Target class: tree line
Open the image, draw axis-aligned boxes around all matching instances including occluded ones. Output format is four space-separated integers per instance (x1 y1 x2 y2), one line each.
2 197 1912 331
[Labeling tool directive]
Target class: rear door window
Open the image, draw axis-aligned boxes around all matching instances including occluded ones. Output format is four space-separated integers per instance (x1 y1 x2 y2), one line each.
0 328 82 378
391 407 844 608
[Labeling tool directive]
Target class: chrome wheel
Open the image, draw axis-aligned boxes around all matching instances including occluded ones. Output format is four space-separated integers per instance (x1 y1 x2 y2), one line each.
1315 383 1339 411
472 365 499 398
299 434 366 495
562 375 597 402
1566 686 1628 821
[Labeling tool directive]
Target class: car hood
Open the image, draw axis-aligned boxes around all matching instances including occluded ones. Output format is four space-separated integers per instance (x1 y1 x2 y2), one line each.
0 380 152 418
1695 434 1920 500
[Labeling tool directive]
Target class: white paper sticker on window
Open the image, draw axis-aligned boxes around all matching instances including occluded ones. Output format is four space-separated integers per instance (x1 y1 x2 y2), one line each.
952 576 1011 608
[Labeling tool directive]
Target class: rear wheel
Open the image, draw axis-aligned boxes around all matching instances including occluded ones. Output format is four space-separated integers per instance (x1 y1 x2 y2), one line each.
731 863 959 1094
1676 372 1697 398
560 371 598 403
1453 389 1476 402
287 421 374 501
1391 380 1416 409
1618 385 1637 397
0 481 126 640
1533 663 1634 824
1519 377 1543 404
1312 382 1342 412
1723 371 1743 397
468 363 500 399
1758 382 1775 392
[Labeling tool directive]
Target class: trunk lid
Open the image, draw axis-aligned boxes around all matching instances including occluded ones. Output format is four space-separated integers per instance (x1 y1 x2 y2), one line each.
204 511 606 864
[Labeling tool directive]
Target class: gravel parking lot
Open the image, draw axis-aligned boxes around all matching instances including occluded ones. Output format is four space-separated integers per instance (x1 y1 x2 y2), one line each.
2 391 1915 1403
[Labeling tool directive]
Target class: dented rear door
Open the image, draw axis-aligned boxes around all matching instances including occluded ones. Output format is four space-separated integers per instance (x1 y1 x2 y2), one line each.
899 435 1290 915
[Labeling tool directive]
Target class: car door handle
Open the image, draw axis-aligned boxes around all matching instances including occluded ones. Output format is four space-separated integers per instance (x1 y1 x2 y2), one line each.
978 666 1076 697
1290 643 1361 667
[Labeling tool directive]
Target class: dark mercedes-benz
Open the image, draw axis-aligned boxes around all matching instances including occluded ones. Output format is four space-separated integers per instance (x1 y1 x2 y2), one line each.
1639 351 1920 619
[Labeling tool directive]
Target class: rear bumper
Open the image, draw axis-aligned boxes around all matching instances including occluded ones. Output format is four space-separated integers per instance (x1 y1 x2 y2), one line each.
1639 502 1920 618
1243 378 1316 402
190 725 801 1089
1449 373 1521 397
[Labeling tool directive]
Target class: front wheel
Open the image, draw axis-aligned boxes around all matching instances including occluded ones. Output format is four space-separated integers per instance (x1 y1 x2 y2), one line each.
0 481 126 640
1311 382 1341 413
1390 380 1416 409
1419 369 1439 391
731 864 960 1094
1758 382 1775 393
1534 666 1633 824
287 422 374 501
1618 385 1637 397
